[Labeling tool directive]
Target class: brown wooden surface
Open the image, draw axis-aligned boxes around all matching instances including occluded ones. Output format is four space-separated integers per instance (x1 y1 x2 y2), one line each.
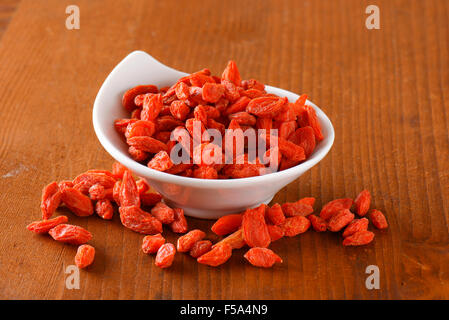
0 0 448 300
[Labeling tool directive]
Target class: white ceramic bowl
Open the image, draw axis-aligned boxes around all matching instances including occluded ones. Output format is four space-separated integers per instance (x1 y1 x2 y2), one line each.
93 51 334 219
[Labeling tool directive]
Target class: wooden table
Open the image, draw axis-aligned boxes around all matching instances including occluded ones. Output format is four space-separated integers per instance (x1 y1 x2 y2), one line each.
0 0 447 300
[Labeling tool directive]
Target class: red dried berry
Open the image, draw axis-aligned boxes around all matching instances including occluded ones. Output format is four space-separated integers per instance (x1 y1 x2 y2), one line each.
142 234 166 254
244 247 282 268
197 243 232 267
354 190 371 216
211 213 243 236
177 229 206 252
369 209 388 229
190 240 213 258
342 218 369 238
75 244 95 269
155 243 176 268
49 224 92 245
343 230 375 246
27 215 69 234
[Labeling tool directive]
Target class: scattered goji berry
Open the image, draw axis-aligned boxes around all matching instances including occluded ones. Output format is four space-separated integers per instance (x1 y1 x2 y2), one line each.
48 224 92 245
211 213 243 236
320 198 354 220
342 218 369 238
266 203 285 225
281 201 314 217
169 208 188 233
60 187 94 217
95 199 113 220
177 229 206 252
343 230 375 246
308 215 327 232
119 170 140 207
244 247 282 268
281 215 311 237
213 229 246 249
119 205 162 234
354 190 371 216
267 224 285 241
190 240 213 258
142 233 166 254
241 205 271 248
197 243 232 267
369 209 388 229
151 202 175 224
155 243 176 268
40 182 62 220
327 209 355 232
27 215 68 234
75 244 95 269
147 151 174 172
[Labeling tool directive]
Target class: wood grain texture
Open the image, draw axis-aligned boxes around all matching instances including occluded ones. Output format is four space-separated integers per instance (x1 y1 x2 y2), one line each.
0 0 448 299
0 0 20 40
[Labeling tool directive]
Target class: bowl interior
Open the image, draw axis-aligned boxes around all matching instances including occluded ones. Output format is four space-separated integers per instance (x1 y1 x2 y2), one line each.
93 51 335 188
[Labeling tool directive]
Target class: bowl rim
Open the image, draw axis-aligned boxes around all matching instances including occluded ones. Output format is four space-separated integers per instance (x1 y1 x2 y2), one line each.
93 51 335 189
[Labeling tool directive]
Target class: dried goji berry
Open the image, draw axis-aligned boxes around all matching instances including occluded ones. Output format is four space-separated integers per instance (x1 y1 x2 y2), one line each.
141 192 163 207
155 243 176 268
308 215 327 232
170 100 190 121
177 229 206 252
281 201 314 217
95 199 113 220
190 240 213 258
320 198 354 220
141 93 163 121
297 105 324 141
112 180 121 205
327 209 355 232
122 85 158 112
60 187 94 217
48 224 92 245
136 178 150 195
150 201 175 224
288 126 316 157
244 247 282 268
127 136 168 154
354 190 371 216
40 182 62 220
228 112 257 126
202 83 225 103
267 224 285 241
197 243 232 267
213 229 246 249
211 213 243 236
119 170 140 207
221 60 242 86
266 203 285 225
147 150 174 172
142 233 165 254
88 184 113 201
72 171 116 194
119 205 162 234
225 96 251 115
241 205 271 248
369 209 388 229
27 215 68 234
297 197 316 207
169 208 188 233
246 96 288 118
75 244 95 269
342 218 369 238
281 215 311 237
125 120 156 139
242 79 265 91
343 230 375 246
128 146 149 162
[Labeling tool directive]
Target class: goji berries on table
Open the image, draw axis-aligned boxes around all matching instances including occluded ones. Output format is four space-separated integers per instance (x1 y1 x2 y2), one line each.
197 243 232 267
40 182 62 220
369 209 388 229
190 240 213 258
320 198 354 220
48 224 92 245
27 215 68 234
327 209 355 232
75 244 95 269
343 231 375 246
142 234 166 254
177 229 206 252
211 213 243 236
241 205 271 248
60 187 94 217
354 190 371 216
342 218 369 238
155 243 176 268
244 247 283 268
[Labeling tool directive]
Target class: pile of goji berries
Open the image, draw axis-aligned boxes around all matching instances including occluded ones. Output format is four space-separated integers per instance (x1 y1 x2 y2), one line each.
27 162 388 269
114 60 323 179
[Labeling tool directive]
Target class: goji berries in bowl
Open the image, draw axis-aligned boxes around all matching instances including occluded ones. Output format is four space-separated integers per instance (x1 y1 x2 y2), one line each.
93 51 334 219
